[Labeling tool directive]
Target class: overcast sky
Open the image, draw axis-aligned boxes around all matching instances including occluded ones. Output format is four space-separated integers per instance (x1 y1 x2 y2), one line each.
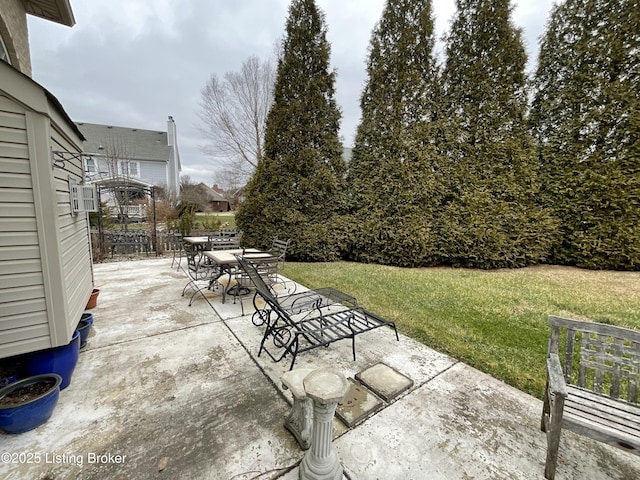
28 0 555 185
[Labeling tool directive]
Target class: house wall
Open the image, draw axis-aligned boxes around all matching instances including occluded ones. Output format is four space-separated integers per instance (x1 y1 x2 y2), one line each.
0 63 91 358
139 160 168 187
0 0 31 76
91 157 167 189
210 201 230 213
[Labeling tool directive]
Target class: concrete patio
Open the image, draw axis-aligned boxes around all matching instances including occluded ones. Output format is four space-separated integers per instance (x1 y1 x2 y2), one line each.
1 257 639 479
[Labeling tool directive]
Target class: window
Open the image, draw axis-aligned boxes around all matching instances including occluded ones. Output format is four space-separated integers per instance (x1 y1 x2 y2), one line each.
85 157 97 173
118 161 139 178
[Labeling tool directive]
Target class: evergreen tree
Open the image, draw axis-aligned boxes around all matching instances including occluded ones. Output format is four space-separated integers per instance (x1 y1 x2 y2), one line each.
440 0 556 268
347 0 443 267
235 0 345 261
530 0 640 270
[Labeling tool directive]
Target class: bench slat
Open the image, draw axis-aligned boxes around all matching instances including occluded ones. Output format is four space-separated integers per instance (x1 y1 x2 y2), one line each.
564 399 640 440
567 386 640 422
562 395 640 451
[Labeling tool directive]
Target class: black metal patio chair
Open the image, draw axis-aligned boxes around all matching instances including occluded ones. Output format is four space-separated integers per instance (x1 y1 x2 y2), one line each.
180 242 219 307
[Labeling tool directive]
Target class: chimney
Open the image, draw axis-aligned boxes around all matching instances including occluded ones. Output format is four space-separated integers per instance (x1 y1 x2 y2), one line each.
167 116 176 146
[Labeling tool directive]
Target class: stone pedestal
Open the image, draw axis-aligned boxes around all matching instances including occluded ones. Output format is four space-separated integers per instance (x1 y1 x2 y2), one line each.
299 369 349 480
282 367 315 450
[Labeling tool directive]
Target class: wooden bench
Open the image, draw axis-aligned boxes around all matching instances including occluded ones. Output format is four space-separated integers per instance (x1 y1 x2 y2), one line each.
235 255 399 370
541 315 640 479
107 231 151 257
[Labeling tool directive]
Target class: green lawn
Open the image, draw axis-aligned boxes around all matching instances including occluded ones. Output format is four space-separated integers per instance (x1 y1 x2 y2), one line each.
280 262 640 399
194 212 236 230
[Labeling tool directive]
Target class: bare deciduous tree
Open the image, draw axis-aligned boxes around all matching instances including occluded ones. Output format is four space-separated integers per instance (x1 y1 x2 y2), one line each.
100 135 139 230
212 164 250 209
198 55 275 170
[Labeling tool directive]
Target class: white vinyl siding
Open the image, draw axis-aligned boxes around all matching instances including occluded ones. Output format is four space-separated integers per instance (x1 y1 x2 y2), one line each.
139 160 168 187
0 94 48 355
48 119 93 343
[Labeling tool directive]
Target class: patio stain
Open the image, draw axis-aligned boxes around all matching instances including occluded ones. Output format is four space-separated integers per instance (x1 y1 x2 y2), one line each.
207 345 229 363
160 270 184 278
176 357 214 377
149 304 170 312
137 353 162 369
140 285 165 295
169 310 198 325
145 370 177 400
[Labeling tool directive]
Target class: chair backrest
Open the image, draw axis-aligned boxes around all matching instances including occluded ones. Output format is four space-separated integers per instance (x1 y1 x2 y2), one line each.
183 242 200 270
271 237 291 262
235 254 293 321
208 231 241 250
213 238 241 250
183 241 211 280
207 230 241 238
548 315 640 403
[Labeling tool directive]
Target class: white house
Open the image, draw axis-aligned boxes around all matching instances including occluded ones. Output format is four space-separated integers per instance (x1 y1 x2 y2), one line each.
76 117 182 199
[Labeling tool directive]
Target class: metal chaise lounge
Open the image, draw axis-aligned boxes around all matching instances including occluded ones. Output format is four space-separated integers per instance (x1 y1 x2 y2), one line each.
235 254 399 370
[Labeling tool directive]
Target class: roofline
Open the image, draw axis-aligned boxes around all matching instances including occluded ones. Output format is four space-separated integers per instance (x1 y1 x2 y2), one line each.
75 122 167 136
25 0 76 27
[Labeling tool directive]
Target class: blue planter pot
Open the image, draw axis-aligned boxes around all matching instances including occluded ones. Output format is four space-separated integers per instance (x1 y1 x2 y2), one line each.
77 313 94 349
0 374 62 434
0 373 18 389
24 330 80 390
0 362 18 388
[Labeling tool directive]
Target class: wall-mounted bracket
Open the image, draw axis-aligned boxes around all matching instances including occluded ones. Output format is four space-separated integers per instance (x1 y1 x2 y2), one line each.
51 147 93 171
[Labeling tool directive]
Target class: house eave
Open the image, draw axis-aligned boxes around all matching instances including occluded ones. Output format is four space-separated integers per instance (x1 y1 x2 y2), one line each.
24 0 76 27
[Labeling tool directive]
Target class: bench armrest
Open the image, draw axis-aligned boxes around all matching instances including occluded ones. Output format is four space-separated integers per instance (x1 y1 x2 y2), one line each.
546 353 568 397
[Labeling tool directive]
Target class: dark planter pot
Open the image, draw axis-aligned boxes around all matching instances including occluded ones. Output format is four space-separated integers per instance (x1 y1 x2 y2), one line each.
0 374 62 434
0 364 18 389
24 330 80 390
0 373 18 389
86 288 100 309
77 313 94 349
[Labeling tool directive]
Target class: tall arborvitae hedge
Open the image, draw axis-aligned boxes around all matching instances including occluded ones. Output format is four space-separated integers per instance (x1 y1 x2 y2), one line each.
346 0 444 267
530 0 640 270
440 0 557 268
235 0 345 261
